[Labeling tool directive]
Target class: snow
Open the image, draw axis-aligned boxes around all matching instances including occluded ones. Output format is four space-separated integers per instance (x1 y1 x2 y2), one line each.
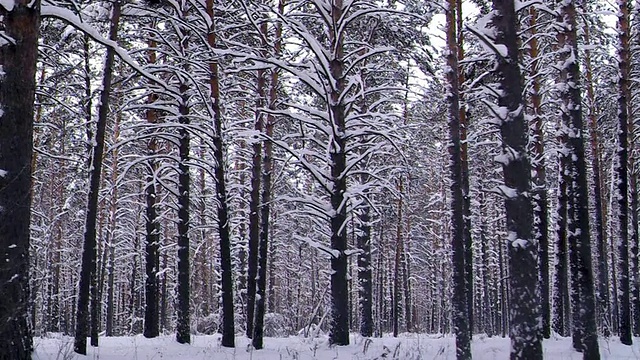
31 333 640 359
0 169 7 178
0 0 14 11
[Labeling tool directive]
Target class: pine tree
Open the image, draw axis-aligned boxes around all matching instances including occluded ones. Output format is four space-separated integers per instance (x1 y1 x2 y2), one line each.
0 0 39 358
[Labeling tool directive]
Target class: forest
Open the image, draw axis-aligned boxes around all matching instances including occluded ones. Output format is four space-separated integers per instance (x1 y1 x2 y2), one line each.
0 0 637 359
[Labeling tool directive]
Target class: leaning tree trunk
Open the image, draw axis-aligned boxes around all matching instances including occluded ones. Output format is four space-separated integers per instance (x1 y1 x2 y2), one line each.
0 1 39 358
206 0 235 347
445 0 471 356
488 0 542 357
74 2 120 354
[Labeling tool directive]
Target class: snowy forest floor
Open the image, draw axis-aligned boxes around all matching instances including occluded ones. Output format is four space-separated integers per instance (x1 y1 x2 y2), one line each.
31 333 640 359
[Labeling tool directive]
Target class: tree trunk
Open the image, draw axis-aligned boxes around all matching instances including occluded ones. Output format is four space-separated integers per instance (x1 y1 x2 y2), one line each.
175 80 191 344
143 39 160 338
583 19 611 338
490 0 542 357
0 1 39 358
553 159 570 337
445 0 471 356
246 25 267 339
253 1 283 347
206 0 235 347
557 1 601 356
74 3 120 354
616 0 633 346
327 0 349 346
528 6 550 340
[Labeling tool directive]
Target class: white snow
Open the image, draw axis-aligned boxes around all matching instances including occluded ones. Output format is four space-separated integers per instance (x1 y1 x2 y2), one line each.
0 169 7 178
0 0 15 11
31 333 640 359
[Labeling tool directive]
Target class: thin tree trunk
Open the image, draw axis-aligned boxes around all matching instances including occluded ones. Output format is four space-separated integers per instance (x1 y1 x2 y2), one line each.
583 19 611 338
0 1 39 357
206 0 235 347
553 159 570 337
143 38 160 339
253 1 284 347
246 24 267 339
74 3 120 353
528 6 550 340
393 179 403 338
175 80 191 344
445 0 470 356
557 1 601 356
616 0 633 346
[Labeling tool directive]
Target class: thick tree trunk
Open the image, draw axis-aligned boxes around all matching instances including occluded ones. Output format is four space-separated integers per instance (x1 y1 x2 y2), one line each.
327 0 350 346
74 3 120 354
0 1 39 358
490 0 542 357
445 0 471 356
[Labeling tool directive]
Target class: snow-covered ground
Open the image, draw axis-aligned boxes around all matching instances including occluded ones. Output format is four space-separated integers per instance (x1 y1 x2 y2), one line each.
32 333 640 359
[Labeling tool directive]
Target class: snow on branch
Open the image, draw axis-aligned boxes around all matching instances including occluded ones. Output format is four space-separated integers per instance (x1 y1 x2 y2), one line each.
41 5 171 92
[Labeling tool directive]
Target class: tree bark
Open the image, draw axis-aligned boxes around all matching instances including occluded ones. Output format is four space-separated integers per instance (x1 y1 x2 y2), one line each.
616 0 633 346
206 0 235 347
445 0 471 356
557 0 601 356
252 0 284 349
490 0 542 357
143 38 160 339
74 2 120 354
0 1 39 358
527 6 550 339
583 19 611 338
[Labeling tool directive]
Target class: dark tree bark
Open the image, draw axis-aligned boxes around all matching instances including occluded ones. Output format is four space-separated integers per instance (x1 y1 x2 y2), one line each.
616 0 633 346
631 170 640 336
553 158 570 337
74 3 120 354
489 0 542 357
557 0 601 356
246 24 267 339
252 2 283 349
0 1 39 358
143 40 160 338
357 205 373 337
326 0 349 346
393 179 404 338
445 0 470 356
175 83 191 344
206 0 234 347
